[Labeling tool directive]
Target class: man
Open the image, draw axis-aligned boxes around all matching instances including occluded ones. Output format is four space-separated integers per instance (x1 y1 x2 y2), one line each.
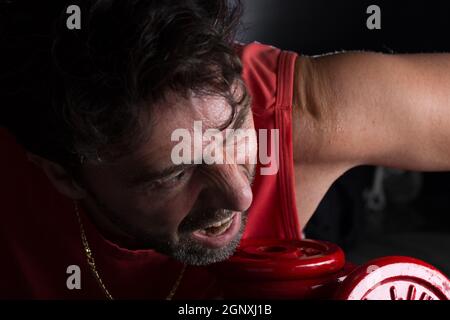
1 1 450 299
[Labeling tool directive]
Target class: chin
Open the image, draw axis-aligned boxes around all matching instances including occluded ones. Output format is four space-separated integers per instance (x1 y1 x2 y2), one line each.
171 237 242 266
177 226 246 265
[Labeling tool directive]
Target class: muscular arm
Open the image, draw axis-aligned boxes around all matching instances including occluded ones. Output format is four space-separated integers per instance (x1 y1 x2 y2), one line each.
292 52 450 228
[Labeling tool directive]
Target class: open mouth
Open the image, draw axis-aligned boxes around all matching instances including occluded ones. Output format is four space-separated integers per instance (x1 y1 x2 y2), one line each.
191 212 241 248
197 213 236 236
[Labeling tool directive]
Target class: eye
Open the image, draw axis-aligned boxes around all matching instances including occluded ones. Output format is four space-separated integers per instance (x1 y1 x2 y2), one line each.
150 169 190 190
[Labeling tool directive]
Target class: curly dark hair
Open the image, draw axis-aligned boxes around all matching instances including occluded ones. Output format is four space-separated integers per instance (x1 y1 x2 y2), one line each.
1 0 247 171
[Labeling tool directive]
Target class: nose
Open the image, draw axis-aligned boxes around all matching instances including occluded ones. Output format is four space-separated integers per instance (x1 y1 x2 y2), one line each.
199 164 253 212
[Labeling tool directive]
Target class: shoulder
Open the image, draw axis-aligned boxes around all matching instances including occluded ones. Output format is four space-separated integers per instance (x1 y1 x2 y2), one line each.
236 42 298 111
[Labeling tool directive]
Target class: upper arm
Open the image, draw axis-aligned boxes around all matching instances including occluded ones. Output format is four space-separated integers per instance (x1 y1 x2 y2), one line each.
293 51 450 172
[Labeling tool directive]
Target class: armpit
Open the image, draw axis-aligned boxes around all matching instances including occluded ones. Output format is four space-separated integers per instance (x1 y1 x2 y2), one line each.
292 55 338 165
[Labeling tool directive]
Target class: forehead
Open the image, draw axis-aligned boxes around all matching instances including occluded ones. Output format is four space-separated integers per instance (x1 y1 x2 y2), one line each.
121 92 234 168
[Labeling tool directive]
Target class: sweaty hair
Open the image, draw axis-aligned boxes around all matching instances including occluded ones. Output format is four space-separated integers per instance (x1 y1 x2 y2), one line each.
0 0 247 171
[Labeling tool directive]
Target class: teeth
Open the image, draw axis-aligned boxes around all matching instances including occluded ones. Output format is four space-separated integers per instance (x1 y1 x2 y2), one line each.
203 213 235 229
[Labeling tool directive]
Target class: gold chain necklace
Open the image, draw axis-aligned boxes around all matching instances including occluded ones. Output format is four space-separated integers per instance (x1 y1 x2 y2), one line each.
74 201 186 300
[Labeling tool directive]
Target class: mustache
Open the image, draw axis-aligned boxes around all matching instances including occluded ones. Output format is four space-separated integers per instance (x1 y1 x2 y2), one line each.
178 207 235 233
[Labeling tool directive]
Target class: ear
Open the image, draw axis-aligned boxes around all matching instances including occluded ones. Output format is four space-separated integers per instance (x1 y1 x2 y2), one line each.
27 153 87 200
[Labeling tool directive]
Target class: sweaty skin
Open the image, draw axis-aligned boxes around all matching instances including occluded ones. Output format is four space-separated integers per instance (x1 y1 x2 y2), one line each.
292 52 450 227
39 87 258 266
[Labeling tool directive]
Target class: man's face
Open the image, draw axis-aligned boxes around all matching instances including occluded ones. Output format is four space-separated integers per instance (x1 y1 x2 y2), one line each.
79 88 257 266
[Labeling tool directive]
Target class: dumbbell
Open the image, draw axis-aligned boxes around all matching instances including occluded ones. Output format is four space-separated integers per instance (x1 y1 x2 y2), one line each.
211 239 450 300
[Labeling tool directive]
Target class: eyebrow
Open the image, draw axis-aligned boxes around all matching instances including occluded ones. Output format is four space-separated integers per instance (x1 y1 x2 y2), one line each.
127 163 193 186
128 102 251 186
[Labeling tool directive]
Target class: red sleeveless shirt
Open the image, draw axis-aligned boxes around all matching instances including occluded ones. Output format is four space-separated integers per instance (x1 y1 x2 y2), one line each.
0 42 300 299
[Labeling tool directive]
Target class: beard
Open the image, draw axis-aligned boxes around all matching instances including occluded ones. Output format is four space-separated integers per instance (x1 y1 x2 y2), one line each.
82 163 255 266
160 208 249 266
84 190 249 266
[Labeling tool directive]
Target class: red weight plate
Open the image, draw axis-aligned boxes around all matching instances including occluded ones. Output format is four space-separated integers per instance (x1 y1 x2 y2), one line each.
336 256 450 300
214 238 345 281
